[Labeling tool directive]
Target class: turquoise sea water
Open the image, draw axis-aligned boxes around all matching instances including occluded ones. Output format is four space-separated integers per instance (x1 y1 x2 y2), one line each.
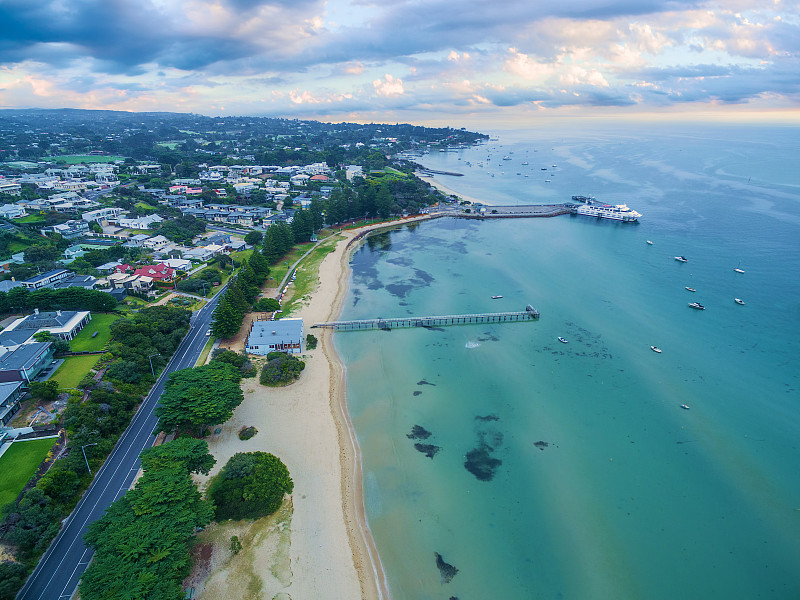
334 123 800 600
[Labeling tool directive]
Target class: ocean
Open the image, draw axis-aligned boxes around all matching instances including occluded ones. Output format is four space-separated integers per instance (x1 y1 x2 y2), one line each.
334 122 800 600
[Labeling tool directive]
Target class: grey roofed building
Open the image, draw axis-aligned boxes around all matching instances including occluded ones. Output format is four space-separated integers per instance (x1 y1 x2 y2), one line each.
0 380 25 425
51 274 97 290
0 342 55 383
0 280 22 293
3 309 92 341
245 318 303 355
20 269 71 290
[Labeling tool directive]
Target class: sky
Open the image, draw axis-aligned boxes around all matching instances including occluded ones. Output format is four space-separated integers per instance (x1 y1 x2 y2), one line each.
0 0 799 125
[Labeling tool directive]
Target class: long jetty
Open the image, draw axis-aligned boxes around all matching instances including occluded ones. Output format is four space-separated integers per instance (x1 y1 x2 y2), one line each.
313 305 540 331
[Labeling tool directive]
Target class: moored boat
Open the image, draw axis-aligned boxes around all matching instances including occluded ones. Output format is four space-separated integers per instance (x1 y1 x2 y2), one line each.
571 198 642 222
646 240 653 245
685 286 696 292
491 295 503 299
650 346 662 353
680 404 691 410
675 256 688 263
688 302 705 310
734 268 745 273
558 337 568 343
735 298 745 305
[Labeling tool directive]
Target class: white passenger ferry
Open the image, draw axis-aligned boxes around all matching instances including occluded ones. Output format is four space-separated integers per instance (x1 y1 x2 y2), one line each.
570 196 641 223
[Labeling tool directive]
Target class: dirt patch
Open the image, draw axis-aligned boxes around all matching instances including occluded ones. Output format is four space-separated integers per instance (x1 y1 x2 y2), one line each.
189 498 294 600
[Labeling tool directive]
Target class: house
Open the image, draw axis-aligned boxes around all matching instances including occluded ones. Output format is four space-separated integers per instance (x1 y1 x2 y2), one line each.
183 247 214 262
96 261 122 274
143 235 170 251
345 165 364 181
51 274 98 290
20 269 71 290
0 380 25 425
125 234 151 247
245 318 303 355
82 207 124 223
40 219 90 239
0 204 26 219
62 245 86 261
107 273 155 294
0 280 22 293
309 174 330 183
0 342 55 383
290 174 310 186
132 263 175 282
117 214 164 230
161 258 191 271
1 309 92 342
0 181 22 196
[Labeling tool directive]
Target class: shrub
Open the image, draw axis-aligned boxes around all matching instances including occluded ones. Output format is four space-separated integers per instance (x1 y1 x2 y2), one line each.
305 334 317 350
208 452 293 521
253 297 280 312
238 426 257 441
260 353 305 386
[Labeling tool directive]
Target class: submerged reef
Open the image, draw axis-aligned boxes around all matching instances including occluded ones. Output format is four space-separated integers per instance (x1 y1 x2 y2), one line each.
435 552 459 583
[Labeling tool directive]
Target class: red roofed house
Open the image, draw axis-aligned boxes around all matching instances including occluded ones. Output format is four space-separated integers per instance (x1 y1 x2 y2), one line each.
115 262 174 282
309 174 330 182
133 263 175 282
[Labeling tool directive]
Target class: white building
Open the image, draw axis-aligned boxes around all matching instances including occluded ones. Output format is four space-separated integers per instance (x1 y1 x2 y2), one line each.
0 204 26 219
82 207 124 223
246 318 303 355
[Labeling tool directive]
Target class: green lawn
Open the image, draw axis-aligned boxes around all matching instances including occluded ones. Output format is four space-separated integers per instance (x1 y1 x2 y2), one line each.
69 314 120 352
0 438 56 506
14 215 46 224
50 355 100 390
280 235 342 316
55 155 126 164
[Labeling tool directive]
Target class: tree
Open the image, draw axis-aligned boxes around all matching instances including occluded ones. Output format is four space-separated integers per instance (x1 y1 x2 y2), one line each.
244 230 263 246
29 380 59 403
208 452 293 521
155 362 244 435
80 439 214 600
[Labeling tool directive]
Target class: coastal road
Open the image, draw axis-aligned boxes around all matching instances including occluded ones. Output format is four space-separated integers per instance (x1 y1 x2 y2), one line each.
16 287 226 600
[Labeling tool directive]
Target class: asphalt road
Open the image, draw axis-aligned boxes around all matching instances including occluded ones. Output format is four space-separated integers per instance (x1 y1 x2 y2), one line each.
17 289 224 600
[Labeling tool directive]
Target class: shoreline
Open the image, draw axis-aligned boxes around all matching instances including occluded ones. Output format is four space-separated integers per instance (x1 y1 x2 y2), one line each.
417 173 501 206
325 215 436 599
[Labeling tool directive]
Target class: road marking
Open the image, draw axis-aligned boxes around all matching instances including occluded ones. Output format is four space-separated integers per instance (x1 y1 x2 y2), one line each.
17 296 225 599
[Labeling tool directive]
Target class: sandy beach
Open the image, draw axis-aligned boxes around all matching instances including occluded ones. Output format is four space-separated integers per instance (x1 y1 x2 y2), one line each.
417 172 500 206
191 216 432 600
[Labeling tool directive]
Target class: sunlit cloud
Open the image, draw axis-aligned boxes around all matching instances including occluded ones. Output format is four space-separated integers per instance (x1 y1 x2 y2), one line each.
0 0 797 121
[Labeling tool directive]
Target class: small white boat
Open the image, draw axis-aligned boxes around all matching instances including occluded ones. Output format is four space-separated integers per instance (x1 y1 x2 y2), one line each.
646 240 653 245
675 256 688 263
685 286 696 292
688 302 705 310
734 268 745 273
680 404 691 410
491 295 503 299
558 337 568 344
650 346 662 353
735 298 745 305
544 179 551 183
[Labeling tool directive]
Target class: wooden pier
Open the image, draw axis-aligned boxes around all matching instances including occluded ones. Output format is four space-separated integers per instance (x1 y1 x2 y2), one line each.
313 305 540 331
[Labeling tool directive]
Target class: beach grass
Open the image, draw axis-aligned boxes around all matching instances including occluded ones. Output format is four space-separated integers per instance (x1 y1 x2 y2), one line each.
0 438 56 506
267 243 316 290
69 313 119 352
50 355 100 390
279 236 341 316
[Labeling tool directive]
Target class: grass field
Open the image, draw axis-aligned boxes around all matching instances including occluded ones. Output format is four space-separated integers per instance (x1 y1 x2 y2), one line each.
55 155 126 164
14 215 46 224
69 314 119 352
50 355 100 390
0 438 56 506
280 235 342 316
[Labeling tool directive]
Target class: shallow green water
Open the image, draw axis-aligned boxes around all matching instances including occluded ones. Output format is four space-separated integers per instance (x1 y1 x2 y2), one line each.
335 124 800 600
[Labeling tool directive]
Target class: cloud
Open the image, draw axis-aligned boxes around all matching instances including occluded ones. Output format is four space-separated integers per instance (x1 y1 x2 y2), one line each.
373 74 404 97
